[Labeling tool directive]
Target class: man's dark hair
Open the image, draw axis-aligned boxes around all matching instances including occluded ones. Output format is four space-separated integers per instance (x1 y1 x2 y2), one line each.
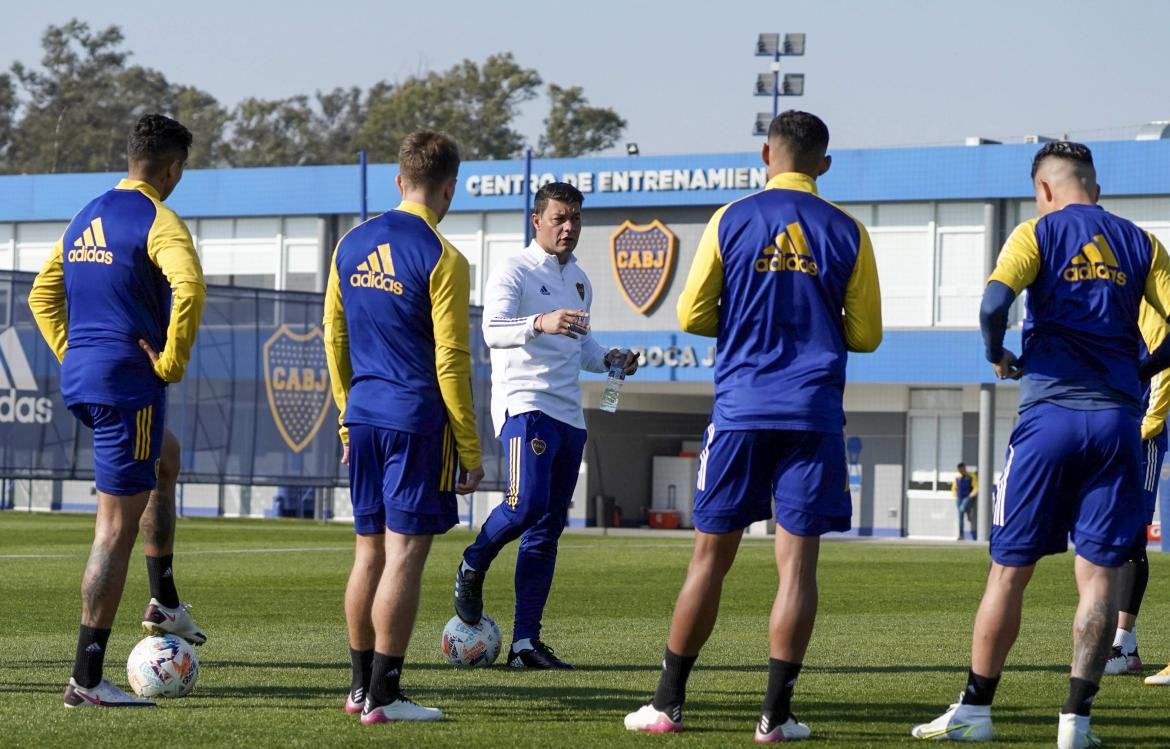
957 463 966 470
767 110 830 168
1030 141 1094 180
128 114 193 173
398 130 460 192
532 181 584 215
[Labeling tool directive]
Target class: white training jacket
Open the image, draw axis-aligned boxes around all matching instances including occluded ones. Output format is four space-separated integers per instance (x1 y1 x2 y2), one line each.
482 240 611 436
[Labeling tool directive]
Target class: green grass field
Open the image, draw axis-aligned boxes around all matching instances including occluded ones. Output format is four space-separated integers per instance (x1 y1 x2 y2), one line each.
1 513 1168 747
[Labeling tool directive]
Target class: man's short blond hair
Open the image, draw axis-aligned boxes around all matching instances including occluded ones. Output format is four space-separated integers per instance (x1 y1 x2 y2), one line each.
398 130 460 193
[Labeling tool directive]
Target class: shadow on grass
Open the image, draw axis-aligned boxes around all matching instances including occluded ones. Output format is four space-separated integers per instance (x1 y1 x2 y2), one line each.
0 683 65 693
811 663 1073 676
0 659 73 670
571 662 1075 676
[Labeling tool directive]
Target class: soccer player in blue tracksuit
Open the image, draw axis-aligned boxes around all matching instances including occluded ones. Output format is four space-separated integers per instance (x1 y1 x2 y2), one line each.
913 142 1170 749
324 130 482 723
28 114 207 708
624 111 883 742
953 463 978 540
453 182 637 669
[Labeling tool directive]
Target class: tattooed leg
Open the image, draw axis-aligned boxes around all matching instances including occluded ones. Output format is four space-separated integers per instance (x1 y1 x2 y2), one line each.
1071 555 1119 683
140 429 180 557
81 491 150 628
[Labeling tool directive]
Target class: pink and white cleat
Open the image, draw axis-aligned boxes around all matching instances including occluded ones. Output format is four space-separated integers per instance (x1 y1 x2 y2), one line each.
63 677 155 708
755 714 812 742
624 703 683 733
142 598 207 645
360 695 443 724
1103 646 1143 675
344 687 365 714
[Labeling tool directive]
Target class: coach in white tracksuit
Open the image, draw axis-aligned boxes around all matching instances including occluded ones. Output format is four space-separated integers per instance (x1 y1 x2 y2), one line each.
456 181 637 669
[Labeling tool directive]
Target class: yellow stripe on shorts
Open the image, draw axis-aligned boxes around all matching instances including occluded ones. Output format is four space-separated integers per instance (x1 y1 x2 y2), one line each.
440 426 453 492
134 405 153 461
134 408 144 460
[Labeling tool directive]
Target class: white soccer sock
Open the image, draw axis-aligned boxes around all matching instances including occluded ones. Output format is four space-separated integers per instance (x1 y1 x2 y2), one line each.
512 638 533 652
1113 626 1137 654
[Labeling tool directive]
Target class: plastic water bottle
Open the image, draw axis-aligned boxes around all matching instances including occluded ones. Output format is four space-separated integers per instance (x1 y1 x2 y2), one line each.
599 359 626 413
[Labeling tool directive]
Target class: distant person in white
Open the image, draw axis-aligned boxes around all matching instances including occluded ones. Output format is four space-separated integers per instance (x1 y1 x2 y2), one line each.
453 181 637 669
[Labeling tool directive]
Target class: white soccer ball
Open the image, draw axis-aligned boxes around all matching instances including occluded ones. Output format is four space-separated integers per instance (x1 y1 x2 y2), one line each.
441 614 501 667
126 634 199 698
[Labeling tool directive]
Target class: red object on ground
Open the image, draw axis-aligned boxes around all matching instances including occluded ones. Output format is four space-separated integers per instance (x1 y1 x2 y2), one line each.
1150 523 1162 543
649 510 680 529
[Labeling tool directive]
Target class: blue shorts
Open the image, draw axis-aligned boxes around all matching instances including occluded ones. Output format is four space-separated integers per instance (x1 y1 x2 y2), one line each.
1139 432 1167 525
347 422 459 536
991 403 1144 567
692 425 851 535
1125 432 1167 561
70 393 165 496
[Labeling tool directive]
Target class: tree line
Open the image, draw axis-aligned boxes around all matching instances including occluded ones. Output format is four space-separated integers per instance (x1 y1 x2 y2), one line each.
0 20 627 174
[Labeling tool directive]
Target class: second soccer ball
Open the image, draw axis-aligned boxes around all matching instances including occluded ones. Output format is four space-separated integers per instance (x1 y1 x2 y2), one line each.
441 614 502 667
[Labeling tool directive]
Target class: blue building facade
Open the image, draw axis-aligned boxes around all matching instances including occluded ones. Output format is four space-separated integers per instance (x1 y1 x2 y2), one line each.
3 139 1169 541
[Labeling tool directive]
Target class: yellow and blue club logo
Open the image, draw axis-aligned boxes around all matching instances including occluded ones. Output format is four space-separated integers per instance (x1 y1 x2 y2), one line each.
611 219 677 314
263 325 331 453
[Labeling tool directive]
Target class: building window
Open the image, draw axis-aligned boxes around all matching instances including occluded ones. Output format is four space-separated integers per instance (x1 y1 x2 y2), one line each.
935 230 984 326
13 222 68 272
907 389 963 492
194 217 324 291
871 228 932 327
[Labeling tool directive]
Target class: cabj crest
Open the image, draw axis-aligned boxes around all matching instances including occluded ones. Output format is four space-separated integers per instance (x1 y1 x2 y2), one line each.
610 219 677 314
263 325 331 453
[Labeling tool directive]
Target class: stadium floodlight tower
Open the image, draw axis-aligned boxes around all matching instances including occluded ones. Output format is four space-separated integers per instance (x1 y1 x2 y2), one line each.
753 32 805 135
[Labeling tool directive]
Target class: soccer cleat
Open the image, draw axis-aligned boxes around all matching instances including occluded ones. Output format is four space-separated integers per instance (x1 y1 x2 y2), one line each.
624 703 683 733
142 598 207 645
911 699 992 741
1144 662 1170 685
360 694 443 724
507 638 573 669
63 677 155 708
453 564 484 625
1103 645 1143 675
1057 712 1101 748
755 713 812 742
344 686 365 715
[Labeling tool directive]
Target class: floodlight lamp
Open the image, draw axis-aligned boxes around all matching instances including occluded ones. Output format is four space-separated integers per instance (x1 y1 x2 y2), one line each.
781 74 804 96
753 113 772 137
756 32 779 56
755 73 776 96
783 33 806 55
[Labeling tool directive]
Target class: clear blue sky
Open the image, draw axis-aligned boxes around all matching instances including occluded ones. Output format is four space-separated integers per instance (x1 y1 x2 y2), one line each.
4 0 1169 157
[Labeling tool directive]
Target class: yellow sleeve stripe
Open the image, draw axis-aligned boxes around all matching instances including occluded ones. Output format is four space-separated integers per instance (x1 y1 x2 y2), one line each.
988 219 1041 294
323 245 352 442
676 204 728 337
842 219 883 353
28 240 68 363
1143 231 1170 321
